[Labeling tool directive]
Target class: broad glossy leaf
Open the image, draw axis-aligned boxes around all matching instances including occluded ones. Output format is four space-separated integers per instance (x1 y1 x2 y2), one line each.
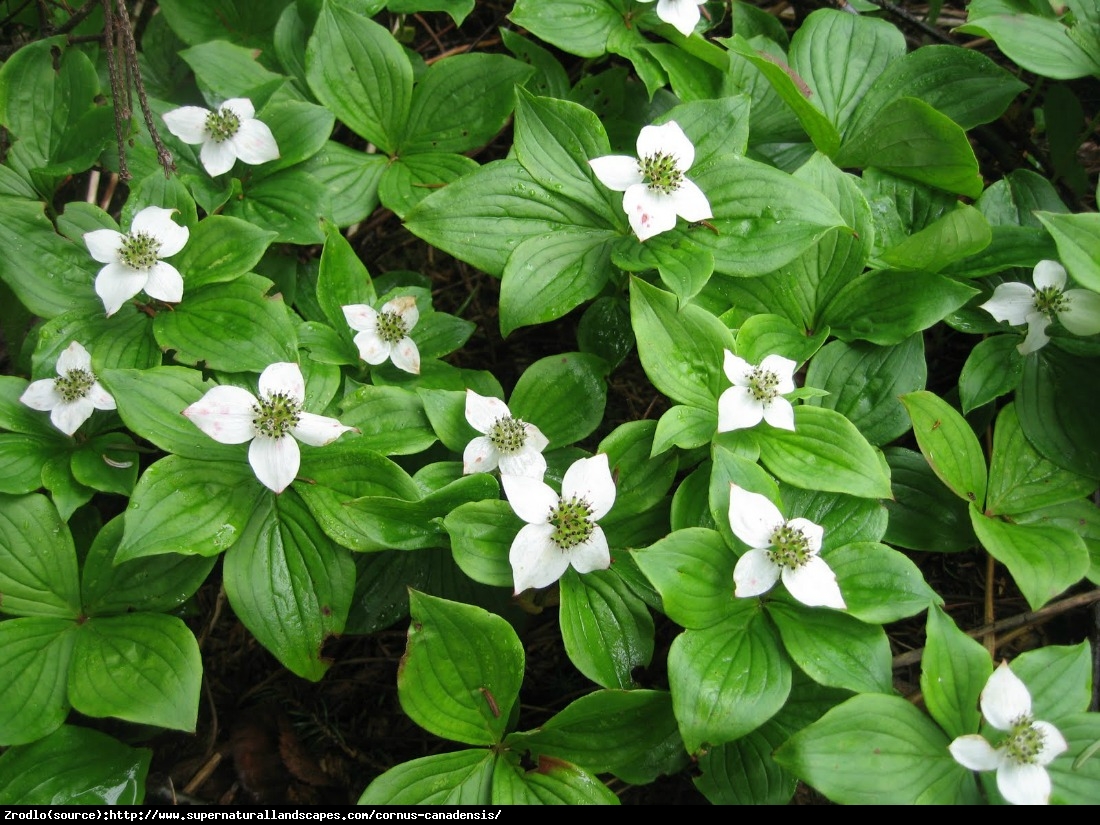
303 141 387 228
399 591 524 746
173 215 277 290
224 168 330 244
668 608 791 754
378 152 480 218
178 39 287 103
921 604 992 740
773 693 980 804
317 224 376 331
490 753 619 804
959 334 1023 414
34 306 159 372
827 541 940 624
445 500 522 588
1049 714 1100 804
0 617 74 745
509 0 624 58
346 549 428 635
956 15 1100 79
900 390 987 507
755 405 893 499
0 434 55 494
613 234 715 305
1035 210 1100 292
251 99 335 177
305 4 411 152
118 456 264 561
559 567 654 689
69 434 139 497
223 490 354 681
69 613 200 731
633 527 737 630
339 384 437 456
1017 347 1100 477
510 352 609 448
157 0 291 48
358 749 494 805
0 725 150 804
970 505 1090 610
769 601 892 693
1014 642 1093 720
882 447 977 553
877 205 992 272
694 722 798 804
0 493 80 618
652 404 716 455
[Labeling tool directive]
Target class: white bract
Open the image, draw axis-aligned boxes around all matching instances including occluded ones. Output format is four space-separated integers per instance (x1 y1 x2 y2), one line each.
162 97 280 177
463 390 548 479
502 453 616 594
979 259 1100 354
342 296 421 375
83 206 189 317
20 342 116 436
182 362 354 494
718 350 796 433
588 120 711 242
637 0 704 36
728 483 845 609
949 661 1068 805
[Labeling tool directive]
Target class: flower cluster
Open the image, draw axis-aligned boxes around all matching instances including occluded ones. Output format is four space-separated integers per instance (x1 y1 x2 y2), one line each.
343 296 421 374
20 342 116 436
718 350 797 433
949 661 1067 805
162 98 280 177
589 120 711 242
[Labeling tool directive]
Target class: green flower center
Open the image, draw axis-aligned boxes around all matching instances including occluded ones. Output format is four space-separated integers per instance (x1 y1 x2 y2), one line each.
54 369 95 403
1034 285 1069 318
748 366 781 403
252 391 301 440
489 416 528 454
767 522 812 570
1003 714 1045 766
549 495 595 550
205 107 241 143
118 231 161 271
639 151 683 195
376 310 409 345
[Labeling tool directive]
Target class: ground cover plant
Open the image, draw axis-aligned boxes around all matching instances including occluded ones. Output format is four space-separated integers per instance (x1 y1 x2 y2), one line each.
1 0 1099 806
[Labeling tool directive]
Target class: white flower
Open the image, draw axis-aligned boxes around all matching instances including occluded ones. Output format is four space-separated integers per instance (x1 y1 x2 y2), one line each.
728 483 845 609
162 97 280 177
19 342 116 436
502 454 617 594
83 206 189 317
182 362 354 494
949 661 1068 805
717 350 796 433
979 259 1100 354
637 0 704 36
462 390 549 478
342 296 421 375
588 120 712 242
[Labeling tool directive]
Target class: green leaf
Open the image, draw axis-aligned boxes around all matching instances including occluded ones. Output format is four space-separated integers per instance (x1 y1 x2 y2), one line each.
339 384 437 456
614 234 715 306
305 4 411 152
806 334 926 446
667 608 791 754
0 725 151 804
1017 347 1100 478
510 690 685 784
378 152 480 218
882 447 977 553
358 749 494 805
81 515 216 616
629 277 735 409
900 390 988 507
877 205 992 272
316 224 376 331
821 269 978 345
694 722 798 804
633 527 738 630
251 99 335 177
400 591 524 746
157 0 291 47
987 403 1097 515
69 613 200 731
0 434 59 495
509 0 623 58
653 404 717 455
445 500 522 589
0 617 74 745
1014 642 1093 720
173 215 277 290
1035 211 1100 292
835 97 984 198
956 15 1100 79
0 493 80 618
222 490 354 681
769 601 893 693
969 505 1090 610
597 420 677 517
724 35 841 154
491 753 619 804
959 335 1023 414
69 434 139 496
98 367 240 461
733 313 829 367
499 229 616 336
402 54 532 154
755 405 893 499
577 296 634 370
921 604 993 740
0 199 101 319
509 352 609 448
1049 713 1100 804
224 168 330 244
773 693 980 804
827 541 940 624
559 567 654 690
34 306 160 372
178 39 287 103
119 456 264 561
304 141 387 227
